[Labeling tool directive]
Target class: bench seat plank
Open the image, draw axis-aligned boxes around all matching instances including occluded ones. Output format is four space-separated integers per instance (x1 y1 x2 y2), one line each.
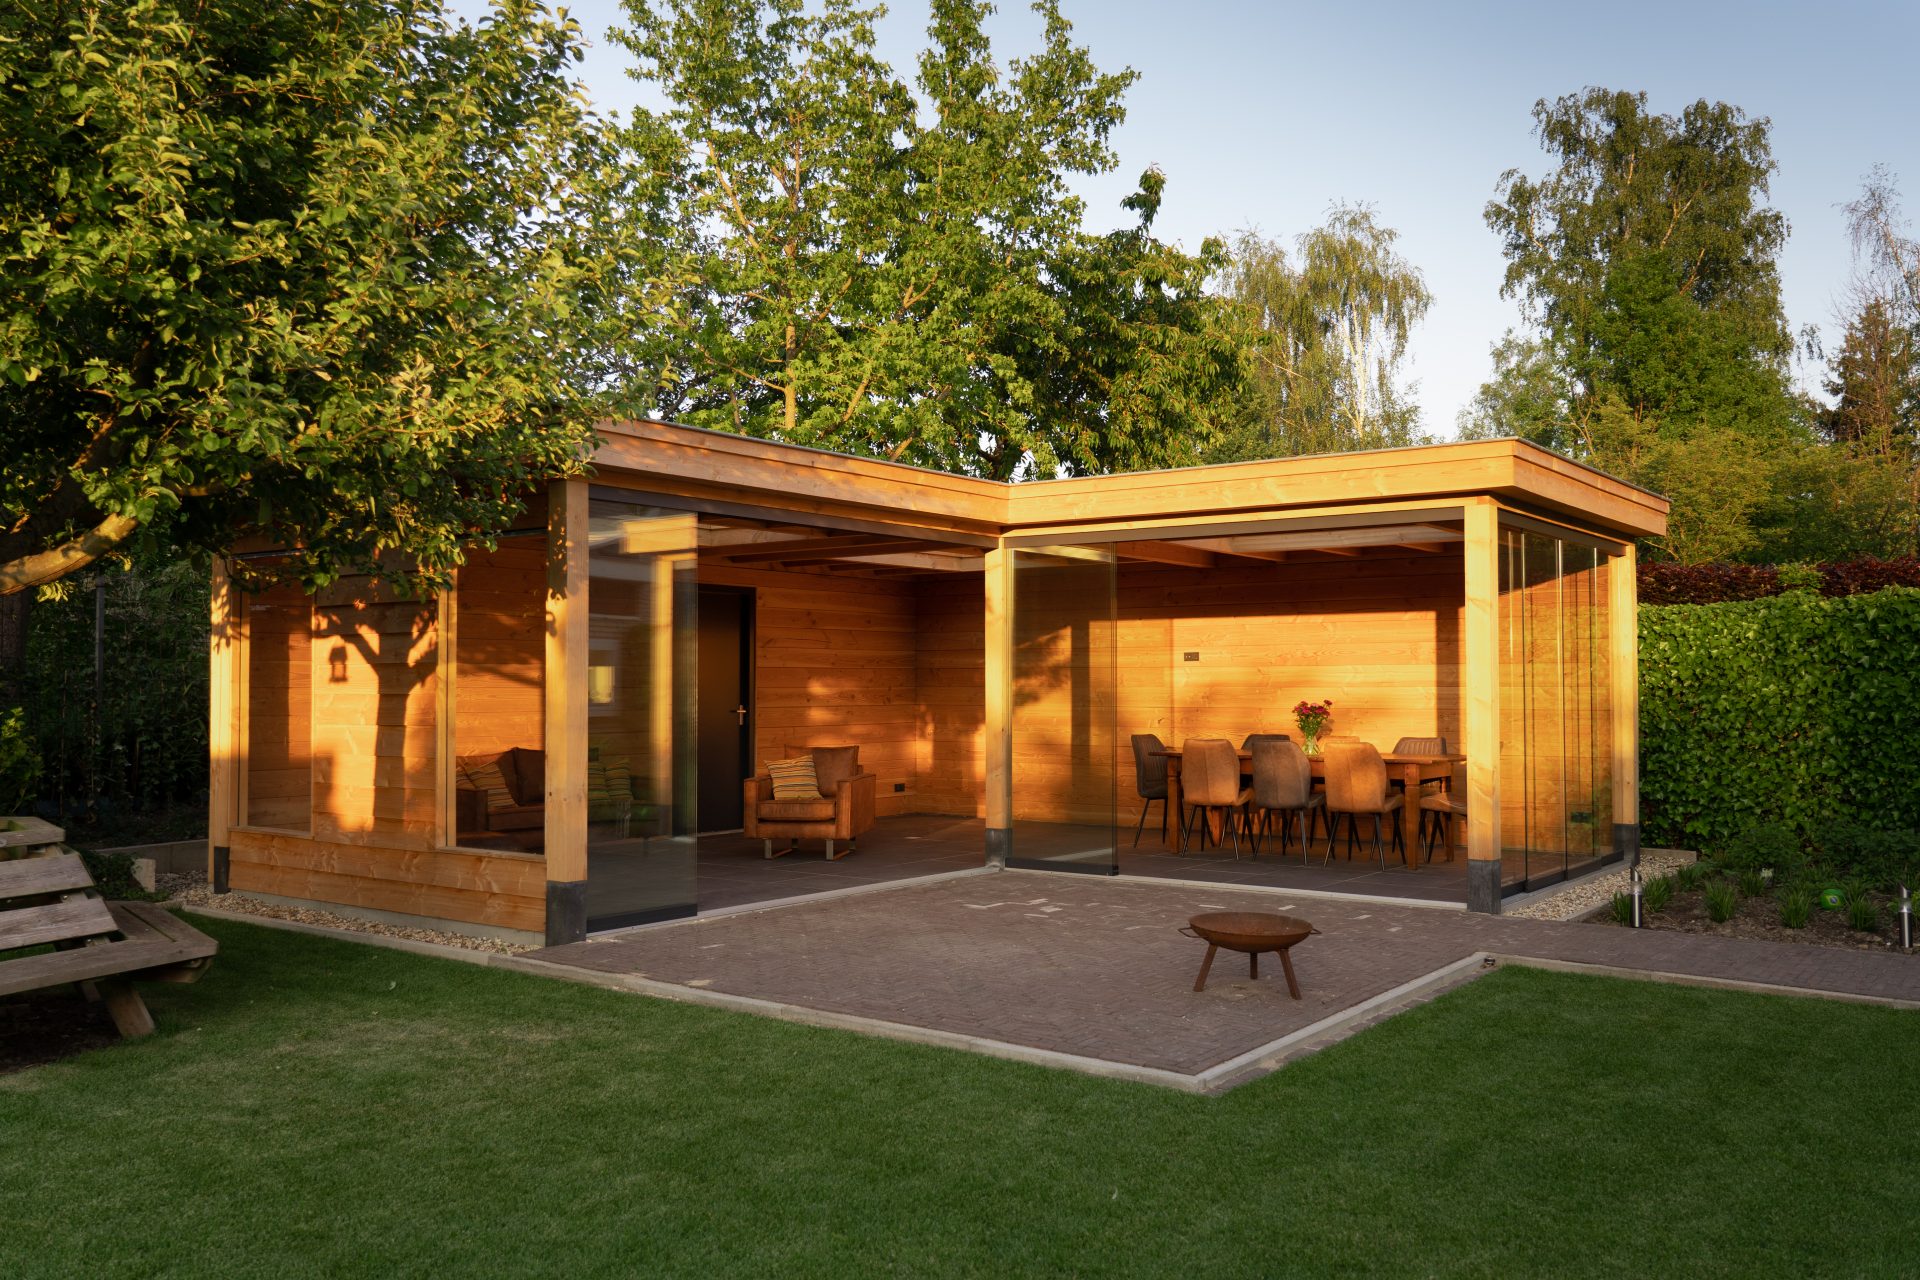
1 894 119 950
0 853 96 898
0 906 217 999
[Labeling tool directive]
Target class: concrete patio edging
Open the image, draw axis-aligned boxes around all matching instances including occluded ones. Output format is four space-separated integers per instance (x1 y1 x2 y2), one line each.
183 898 1920 1095
1108 869 1467 912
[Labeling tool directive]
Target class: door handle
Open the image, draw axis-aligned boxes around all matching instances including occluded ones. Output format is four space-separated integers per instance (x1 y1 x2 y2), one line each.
735 704 747 726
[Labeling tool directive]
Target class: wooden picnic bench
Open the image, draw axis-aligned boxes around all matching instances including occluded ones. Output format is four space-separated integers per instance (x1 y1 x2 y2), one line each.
1 848 217 1039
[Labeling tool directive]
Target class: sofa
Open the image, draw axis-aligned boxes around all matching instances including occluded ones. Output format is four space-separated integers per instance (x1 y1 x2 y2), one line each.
455 747 645 845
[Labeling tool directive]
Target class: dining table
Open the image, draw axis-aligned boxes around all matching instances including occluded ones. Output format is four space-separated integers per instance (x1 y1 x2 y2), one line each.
1151 747 1465 867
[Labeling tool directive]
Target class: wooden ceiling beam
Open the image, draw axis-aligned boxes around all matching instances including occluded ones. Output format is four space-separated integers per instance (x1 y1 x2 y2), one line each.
712 535 942 564
1116 540 1217 569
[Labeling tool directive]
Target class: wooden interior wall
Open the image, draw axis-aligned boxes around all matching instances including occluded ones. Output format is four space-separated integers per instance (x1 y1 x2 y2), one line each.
243 580 313 830
454 542 547 760
893 552 1468 829
914 575 987 817
699 563 922 817
1496 534 1614 864
1116 552 1466 819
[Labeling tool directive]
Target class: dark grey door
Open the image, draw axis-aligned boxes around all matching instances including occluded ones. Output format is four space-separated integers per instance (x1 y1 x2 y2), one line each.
696 586 752 831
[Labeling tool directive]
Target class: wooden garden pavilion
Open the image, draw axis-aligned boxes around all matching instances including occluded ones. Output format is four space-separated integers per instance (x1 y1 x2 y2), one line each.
208 420 1668 943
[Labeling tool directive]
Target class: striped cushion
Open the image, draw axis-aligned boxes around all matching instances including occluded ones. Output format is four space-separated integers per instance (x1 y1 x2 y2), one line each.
586 759 610 806
602 757 632 800
765 755 822 800
459 757 516 812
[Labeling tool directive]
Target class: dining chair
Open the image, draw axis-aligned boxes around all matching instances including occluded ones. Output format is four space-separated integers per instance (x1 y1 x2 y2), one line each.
1322 741 1406 870
1179 738 1252 857
1419 792 1466 862
1389 735 1450 797
1241 732 1291 750
1248 737 1323 861
1129 733 1170 847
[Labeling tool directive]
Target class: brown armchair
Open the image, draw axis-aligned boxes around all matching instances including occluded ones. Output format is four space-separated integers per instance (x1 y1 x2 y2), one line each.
743 744 876 861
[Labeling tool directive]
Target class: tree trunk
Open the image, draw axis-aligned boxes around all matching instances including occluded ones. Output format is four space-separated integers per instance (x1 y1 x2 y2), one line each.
0 590 29 710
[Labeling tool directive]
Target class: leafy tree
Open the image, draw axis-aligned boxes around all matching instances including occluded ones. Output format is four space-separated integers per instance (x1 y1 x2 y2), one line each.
0 1 619 636
1484 88 1796 468
614 0 1241 478
1456 331 1569 447
1208 205 1432 461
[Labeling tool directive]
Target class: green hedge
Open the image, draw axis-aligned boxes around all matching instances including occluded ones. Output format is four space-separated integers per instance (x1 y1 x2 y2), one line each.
1638 586 1920 849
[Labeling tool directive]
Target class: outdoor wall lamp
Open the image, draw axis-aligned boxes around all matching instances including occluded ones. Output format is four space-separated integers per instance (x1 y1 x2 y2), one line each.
328 644 349 683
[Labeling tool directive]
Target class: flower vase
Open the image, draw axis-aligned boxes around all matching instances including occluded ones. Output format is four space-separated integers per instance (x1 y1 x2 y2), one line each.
1302 729 1320 757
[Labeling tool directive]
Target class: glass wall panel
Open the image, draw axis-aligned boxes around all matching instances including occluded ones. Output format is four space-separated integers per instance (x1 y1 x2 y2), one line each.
243 580 312 831
450 537 547 854
1009 545 1118 873
585 500 699 928
1497 523 1617 891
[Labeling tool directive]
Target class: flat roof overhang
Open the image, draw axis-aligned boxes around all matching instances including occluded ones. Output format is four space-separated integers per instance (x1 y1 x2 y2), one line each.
589 418 1669 546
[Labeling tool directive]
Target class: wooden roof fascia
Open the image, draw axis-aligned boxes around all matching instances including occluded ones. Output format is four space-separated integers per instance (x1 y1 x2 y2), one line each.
592 420 1669 545
593 420 1008 531
1001 501 1469 548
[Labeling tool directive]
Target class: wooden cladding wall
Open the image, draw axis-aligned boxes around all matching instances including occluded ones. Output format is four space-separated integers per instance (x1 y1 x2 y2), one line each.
1123 551 1466 769
453 544 547 760
231 572 545 933
227 829 545 934
699 563 924 817
895 552 1467 826
915 576 988 817
242 580 313 830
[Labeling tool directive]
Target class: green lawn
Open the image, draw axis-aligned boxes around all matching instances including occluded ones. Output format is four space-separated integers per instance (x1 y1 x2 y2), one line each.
4 917 1917 1278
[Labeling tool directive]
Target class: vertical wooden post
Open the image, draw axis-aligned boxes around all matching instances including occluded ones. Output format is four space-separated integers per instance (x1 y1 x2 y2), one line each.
982 543 1014 866
1462 500 1502 913
207 558 239 892
1609 541 1640 866
543 479 590 943
435 585 457 848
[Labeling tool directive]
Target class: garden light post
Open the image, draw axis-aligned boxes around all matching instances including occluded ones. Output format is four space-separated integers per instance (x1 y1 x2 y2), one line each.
1629 864 1642 929
1900 885 1912 952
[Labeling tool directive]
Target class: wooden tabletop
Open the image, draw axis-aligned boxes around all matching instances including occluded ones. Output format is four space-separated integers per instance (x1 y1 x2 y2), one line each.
1152 749 1465 765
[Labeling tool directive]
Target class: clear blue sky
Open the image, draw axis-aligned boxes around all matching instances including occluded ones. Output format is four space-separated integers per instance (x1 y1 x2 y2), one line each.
487 0 1920 436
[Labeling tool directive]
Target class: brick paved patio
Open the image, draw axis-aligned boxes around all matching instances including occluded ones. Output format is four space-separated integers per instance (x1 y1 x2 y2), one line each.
529 868 1919 1090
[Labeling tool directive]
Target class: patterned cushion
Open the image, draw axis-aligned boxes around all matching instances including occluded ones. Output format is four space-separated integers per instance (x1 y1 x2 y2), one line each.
602 757 632 800
458 755 516 813
765 755 822 800
585 759 610 806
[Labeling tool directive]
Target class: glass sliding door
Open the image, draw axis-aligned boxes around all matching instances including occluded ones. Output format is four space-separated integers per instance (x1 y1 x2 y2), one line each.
1008 545 1118 873
1496 522 1617 892
584 499 699 929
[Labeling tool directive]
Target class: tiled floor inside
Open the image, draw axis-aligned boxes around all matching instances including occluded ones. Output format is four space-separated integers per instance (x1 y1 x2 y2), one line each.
685 813 1482 913
536 867 1918 1088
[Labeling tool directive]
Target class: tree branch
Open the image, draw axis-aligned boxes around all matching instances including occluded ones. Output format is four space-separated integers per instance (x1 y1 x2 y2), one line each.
0 512 140 595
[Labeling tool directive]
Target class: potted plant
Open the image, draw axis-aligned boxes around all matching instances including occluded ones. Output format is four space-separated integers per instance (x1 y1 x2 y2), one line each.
1292 698 1334 756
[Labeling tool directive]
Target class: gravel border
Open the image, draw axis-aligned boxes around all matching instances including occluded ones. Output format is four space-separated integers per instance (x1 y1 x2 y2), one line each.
158 871 536 955
1504 849 1699 921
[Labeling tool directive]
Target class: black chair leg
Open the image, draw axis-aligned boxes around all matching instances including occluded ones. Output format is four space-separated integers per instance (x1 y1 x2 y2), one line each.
1133 799 1151 847
1371 814 1386 871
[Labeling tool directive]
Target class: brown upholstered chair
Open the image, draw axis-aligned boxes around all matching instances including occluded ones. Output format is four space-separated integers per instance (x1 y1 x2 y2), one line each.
1419 793 1466 863
1179 738 1252 857
743 744 876 861
1322 741 1405 869
1130 733 1171 847
1389 735 1450 798
1248 737 1323 861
